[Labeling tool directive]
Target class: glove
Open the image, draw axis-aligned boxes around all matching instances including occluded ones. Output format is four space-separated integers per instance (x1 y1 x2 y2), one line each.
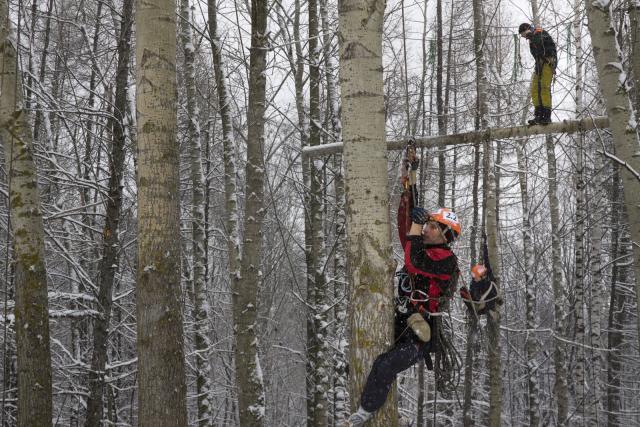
407 312 431 342
459 286 471 301
411 207 430 225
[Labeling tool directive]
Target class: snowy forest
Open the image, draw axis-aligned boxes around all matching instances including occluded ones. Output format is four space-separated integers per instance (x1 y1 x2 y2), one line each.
0 0 639 425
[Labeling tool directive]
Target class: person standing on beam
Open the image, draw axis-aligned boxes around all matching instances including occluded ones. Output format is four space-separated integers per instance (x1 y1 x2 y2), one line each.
519 22 557 125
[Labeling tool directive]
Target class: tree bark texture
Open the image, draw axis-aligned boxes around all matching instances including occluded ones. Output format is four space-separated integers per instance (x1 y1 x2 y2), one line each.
471 0 501 423
234 0 270 423
588 151 604 425
307 0 329 422
207 0 240 281
134 0 188 424
544 135 569 425
586 0 640 354
85 0 133 424
338 0 397 424
0 4 53 425
573 126 588 422
516 142 540 427
180 0 213 424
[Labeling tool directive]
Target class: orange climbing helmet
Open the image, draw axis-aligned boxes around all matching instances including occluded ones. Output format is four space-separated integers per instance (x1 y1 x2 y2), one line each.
471 264 487 281
429 208 461 243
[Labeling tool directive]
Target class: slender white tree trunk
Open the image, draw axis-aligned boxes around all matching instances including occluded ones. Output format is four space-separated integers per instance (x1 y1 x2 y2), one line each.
573 3 590 421
574 127 588 422
588 150 605 425
471 0 502 424
516 143 540 427
179 0 213 424
319 0 348 421
544 134 569 424
308 0 329 420
206 0 240 280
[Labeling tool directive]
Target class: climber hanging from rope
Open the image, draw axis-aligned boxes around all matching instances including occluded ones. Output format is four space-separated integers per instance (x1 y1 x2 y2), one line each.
343 144 461 427
459 234 503 318
519 22 557 125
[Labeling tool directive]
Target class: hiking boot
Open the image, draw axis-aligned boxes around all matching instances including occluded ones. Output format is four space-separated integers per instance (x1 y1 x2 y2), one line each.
538 107 552 125
342 407 373 427
528 106 541 125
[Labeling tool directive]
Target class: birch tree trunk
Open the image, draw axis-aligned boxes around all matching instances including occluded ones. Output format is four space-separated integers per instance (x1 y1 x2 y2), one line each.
134 0 188 424
544 134 569 424
573 127 588 422
319 0 347 420
179 0 213 424
233 0 270 422
0 3 52 425
573 3 590 421
85 0 133 423
206 3 244 424
307 0 329 421
586 0 640 355
516 143 540 427
332 158 349 425
339 0 397 424
206 0 240 302
588 151 604 424
471 0 502 423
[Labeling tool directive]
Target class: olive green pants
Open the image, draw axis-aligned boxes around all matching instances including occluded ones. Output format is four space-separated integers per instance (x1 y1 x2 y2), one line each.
530 62 553 109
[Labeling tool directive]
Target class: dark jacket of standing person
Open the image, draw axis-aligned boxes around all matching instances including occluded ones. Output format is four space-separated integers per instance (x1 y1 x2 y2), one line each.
519 22 557 125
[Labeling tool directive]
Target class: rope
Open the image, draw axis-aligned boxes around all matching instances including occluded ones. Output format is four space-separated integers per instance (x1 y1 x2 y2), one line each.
432 308 462 396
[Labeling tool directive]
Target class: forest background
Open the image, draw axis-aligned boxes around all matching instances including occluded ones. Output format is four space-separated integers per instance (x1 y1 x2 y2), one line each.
0 0 639 425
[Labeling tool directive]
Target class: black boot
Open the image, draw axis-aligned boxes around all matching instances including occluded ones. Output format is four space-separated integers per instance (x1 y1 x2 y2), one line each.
528 106 541 125
539 107 552 125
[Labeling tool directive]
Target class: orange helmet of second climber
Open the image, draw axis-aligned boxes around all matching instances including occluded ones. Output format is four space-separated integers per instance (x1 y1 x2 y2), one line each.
471 264 487 281
429 208 461 243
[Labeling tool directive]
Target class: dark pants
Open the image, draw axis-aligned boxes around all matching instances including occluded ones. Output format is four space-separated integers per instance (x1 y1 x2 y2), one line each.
360 339 431 412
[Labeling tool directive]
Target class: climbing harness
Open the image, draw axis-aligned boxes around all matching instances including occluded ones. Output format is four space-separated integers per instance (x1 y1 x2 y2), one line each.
396 140 463 396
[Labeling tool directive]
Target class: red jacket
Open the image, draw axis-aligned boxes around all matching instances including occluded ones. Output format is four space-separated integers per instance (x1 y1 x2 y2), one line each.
397 187 458 314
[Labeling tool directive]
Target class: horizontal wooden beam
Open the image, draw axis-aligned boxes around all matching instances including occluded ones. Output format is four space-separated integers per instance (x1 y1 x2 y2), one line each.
302 116 610 158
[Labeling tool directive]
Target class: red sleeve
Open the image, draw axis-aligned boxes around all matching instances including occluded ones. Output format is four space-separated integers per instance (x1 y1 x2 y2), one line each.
397 189 414 248
403 239 452 281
